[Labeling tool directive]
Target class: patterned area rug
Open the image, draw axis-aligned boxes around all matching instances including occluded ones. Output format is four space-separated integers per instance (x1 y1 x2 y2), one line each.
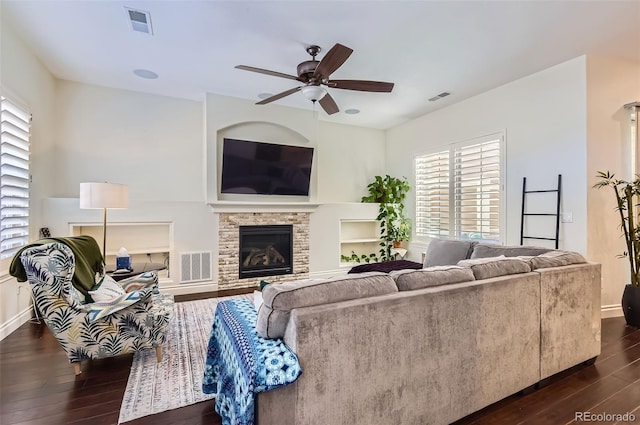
118 294 252 424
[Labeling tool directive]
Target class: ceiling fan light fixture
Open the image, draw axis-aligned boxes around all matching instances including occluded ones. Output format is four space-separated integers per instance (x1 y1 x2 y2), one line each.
301 85 327 102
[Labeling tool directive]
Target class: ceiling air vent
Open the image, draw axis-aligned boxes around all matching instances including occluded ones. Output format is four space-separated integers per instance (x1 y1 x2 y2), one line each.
125 7 153 35
428 92 451 102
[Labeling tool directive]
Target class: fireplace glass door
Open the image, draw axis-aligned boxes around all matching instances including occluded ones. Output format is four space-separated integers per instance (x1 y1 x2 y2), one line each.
238 225 293 279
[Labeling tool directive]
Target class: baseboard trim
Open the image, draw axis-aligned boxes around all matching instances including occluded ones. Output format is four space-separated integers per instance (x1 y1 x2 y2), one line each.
0 306 33 341
161 281 219 296
309 269 347 279
601 304 623 319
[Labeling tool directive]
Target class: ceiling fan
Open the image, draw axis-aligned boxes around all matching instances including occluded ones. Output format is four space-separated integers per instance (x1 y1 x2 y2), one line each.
235 43 394 115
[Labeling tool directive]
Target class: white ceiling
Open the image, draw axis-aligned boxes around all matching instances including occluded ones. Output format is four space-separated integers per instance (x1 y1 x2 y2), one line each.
3 1 639 129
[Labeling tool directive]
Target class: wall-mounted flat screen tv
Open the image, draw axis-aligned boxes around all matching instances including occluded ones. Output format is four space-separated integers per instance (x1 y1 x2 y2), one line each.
221 138 314 196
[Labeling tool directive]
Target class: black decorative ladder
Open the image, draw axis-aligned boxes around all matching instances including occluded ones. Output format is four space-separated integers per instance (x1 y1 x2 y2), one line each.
520 174 562 249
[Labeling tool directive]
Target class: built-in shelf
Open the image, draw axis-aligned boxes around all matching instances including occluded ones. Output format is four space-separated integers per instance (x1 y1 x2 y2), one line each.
339 219 381 266
69 221 172 279
341 238 382 244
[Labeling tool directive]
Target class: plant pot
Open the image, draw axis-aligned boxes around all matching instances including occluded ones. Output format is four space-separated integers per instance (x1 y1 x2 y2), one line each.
392 241 402 248
622 285 640 327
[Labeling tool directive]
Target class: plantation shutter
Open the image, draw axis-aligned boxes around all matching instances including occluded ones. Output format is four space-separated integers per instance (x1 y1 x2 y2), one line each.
415 132 503 242
453 137 501 241
1 96 31 260
415 150 450 238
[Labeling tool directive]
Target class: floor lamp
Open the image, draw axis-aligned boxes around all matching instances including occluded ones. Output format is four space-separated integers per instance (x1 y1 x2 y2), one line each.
79 182 129 260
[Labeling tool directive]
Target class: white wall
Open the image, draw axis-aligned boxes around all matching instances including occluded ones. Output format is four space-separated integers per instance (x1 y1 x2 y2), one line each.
386 56 588 262
0 13 57 339
205 93 386 276
205 93 385 204
53 80 204 201
48 81 209 289
586 55 640 316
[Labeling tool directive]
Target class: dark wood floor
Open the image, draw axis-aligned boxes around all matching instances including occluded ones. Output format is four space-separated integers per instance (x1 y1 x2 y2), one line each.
1 297 639 425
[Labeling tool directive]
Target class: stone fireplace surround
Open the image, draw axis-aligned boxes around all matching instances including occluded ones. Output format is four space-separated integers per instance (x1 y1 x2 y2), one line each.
218 212 310 288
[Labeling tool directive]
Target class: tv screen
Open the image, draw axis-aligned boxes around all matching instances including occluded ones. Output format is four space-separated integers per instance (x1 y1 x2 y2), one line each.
221 138 314 196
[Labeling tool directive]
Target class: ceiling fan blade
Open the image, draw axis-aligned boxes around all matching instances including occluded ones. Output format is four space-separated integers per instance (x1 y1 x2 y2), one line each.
256 86 302 105
319 93 339 115
235 65 300 81
328 79 395 93
313 43 353 79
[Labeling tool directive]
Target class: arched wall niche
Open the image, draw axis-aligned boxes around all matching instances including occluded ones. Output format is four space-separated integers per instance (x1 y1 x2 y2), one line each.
213 121 317 202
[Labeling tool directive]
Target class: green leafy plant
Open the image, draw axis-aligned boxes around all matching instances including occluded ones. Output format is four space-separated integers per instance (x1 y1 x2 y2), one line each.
593 171 640 287
341 251 379 264
362 175 411 261
387 215 412 244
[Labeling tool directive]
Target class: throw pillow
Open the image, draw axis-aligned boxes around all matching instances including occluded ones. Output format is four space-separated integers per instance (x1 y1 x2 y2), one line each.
89 275 125 302
119 272 158 293
253 290 264 311
423 238 477 267
85 288 153 322
259 280 271 291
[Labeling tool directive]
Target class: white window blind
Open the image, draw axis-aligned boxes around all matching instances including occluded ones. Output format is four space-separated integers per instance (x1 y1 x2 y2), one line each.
1 96 31 260
415 150 450 238
415 133 503 242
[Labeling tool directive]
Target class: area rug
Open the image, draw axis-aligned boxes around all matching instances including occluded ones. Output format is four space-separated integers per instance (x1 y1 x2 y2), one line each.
118 294 252 424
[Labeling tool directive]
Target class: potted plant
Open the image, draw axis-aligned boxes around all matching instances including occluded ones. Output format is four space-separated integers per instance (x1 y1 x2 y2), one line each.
362 175 411 260
388 215 412 248
594 171 640 327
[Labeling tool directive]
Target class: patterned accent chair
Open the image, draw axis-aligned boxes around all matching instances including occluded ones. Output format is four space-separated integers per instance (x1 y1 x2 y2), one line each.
20 242 174 375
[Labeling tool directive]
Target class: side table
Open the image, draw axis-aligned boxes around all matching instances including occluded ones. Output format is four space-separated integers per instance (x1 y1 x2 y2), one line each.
390 248 408 260
106 262 167 281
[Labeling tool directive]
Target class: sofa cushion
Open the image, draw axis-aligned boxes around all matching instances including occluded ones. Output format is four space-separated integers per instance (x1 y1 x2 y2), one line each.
470 243 552 259
458 256 532 280
423 239 477 267
391 265 475 291
257 272 398 339
530 250 587 269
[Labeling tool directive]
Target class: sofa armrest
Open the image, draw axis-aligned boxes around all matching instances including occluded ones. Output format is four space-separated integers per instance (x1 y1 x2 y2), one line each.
538 263 601 379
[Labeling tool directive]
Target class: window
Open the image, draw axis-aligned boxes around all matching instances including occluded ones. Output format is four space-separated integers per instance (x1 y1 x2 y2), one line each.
415 132 503 242
0 96 31 260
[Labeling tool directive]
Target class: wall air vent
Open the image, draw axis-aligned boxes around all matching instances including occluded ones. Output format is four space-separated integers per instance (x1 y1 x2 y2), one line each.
428 92 451 102
125 7 153 35
180 251 212 283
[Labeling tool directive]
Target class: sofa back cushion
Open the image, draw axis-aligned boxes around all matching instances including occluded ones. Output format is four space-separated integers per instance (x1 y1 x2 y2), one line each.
470 243 551 259
257 272 398 339
458 256 532 280
530 250 587 269
423 239 477 267
391 266 475 291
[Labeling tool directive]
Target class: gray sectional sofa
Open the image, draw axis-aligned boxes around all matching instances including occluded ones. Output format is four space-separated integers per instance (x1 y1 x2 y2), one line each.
255 241 601 425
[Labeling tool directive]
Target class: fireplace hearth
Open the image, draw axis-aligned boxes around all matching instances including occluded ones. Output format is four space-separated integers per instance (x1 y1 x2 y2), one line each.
239 225 293 279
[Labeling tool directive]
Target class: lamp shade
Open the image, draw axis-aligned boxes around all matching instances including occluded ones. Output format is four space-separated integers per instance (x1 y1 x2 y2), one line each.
301 85 327 102
79 182 128 209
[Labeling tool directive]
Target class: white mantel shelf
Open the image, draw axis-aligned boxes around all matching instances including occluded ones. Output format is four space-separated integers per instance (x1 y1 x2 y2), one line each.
209 201 321 213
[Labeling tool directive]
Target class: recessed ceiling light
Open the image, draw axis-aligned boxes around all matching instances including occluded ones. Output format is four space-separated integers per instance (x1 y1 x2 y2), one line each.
344 108 360 115
133 69 158 79
257 93 273 99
